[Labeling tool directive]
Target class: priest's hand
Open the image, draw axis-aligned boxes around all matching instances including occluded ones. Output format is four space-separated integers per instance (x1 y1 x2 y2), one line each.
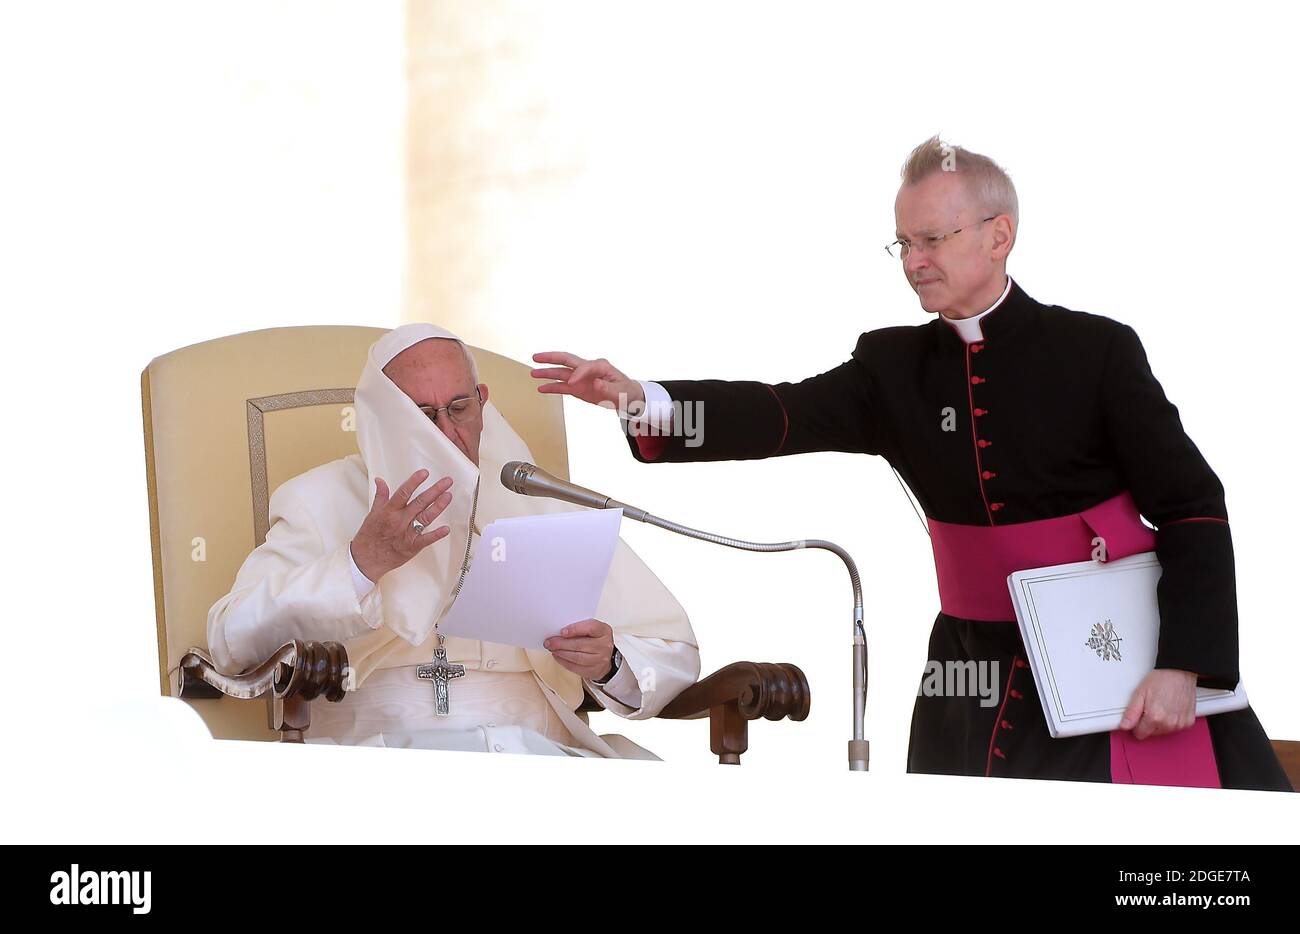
530 352 644 416
350 469 454 583
544 619 616 680
1119 668 1198 740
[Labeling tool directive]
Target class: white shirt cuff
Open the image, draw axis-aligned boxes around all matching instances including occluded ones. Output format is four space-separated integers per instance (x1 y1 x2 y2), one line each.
621 380 675 435
587 656 643 709
347 543 376 599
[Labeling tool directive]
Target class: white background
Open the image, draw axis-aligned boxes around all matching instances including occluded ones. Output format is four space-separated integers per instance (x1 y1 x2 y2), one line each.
1 1 1297 843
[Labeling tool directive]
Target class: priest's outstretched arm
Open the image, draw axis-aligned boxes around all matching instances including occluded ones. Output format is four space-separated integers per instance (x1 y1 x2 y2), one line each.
531 340 887 465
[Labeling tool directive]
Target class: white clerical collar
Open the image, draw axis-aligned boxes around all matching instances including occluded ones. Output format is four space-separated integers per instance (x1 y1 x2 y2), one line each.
940 276 1013 343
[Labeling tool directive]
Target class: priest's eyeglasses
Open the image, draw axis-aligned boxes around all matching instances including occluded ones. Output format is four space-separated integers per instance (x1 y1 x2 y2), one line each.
886 216 997 260
418 387 483 426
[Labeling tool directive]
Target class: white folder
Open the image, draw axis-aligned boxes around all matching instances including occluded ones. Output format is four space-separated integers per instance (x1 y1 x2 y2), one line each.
1007 552 1247 738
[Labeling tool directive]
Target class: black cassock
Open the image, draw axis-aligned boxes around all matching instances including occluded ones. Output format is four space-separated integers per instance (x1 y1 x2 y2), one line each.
621 278 1292 791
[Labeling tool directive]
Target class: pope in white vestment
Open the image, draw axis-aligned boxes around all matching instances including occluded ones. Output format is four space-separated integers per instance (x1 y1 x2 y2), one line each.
207 324 700 758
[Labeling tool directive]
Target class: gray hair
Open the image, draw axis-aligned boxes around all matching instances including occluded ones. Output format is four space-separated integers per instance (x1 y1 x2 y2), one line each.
901 135 1019 227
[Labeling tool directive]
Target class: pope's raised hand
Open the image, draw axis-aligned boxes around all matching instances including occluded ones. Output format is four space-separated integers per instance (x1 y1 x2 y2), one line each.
530 352 643 415
350 469 453 584
544 618 617 681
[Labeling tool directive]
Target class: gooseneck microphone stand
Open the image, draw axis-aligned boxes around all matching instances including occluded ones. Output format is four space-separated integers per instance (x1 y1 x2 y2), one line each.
502 461 869 771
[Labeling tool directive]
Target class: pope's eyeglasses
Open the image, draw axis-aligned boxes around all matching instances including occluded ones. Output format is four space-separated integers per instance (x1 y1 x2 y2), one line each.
418 387 483 426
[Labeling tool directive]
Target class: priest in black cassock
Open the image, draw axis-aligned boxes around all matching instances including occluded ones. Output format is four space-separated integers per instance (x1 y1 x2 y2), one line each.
532 136 1293 792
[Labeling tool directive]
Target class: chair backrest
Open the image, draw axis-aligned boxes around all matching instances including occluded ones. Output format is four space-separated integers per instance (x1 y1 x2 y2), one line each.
142 325 570 740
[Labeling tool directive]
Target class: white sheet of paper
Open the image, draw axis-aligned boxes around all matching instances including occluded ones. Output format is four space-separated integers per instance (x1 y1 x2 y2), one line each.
437 507 623 649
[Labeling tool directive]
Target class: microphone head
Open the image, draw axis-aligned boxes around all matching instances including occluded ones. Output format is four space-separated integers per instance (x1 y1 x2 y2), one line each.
500 460 536 494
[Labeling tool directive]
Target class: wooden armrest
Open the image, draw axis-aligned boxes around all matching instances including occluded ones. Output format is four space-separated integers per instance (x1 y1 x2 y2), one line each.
666 661 810 765
583 661 810 765
178 640 349 742
659 661 810 722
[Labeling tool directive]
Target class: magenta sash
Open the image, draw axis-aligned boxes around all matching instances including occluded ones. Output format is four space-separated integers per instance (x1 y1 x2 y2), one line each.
928 491 1156 621
927 491 1221 789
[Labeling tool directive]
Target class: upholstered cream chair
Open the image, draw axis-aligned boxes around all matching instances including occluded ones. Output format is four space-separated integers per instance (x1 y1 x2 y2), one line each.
142 325 810 763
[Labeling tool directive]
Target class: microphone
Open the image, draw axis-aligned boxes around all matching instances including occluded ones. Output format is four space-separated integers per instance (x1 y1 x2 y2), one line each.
499 460 870 772
500 461 647 520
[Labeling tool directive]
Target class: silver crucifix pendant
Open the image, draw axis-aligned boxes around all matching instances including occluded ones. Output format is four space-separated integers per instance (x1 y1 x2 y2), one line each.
416 634 466 716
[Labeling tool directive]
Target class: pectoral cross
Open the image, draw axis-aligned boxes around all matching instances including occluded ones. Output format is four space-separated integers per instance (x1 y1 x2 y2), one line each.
417 635 465 716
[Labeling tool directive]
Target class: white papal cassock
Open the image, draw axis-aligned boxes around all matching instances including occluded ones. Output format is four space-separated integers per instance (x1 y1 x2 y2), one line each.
207 324 700 758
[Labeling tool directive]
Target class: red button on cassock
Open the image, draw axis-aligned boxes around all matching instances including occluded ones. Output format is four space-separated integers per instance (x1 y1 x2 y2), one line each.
978 439 991 448
993 747 1006 759
989 502 1004 511
982 470 997 480
1010 689 1023 699
971 344 984 353
970 376 985 384
1001 720 1014 730
974 408 988 416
